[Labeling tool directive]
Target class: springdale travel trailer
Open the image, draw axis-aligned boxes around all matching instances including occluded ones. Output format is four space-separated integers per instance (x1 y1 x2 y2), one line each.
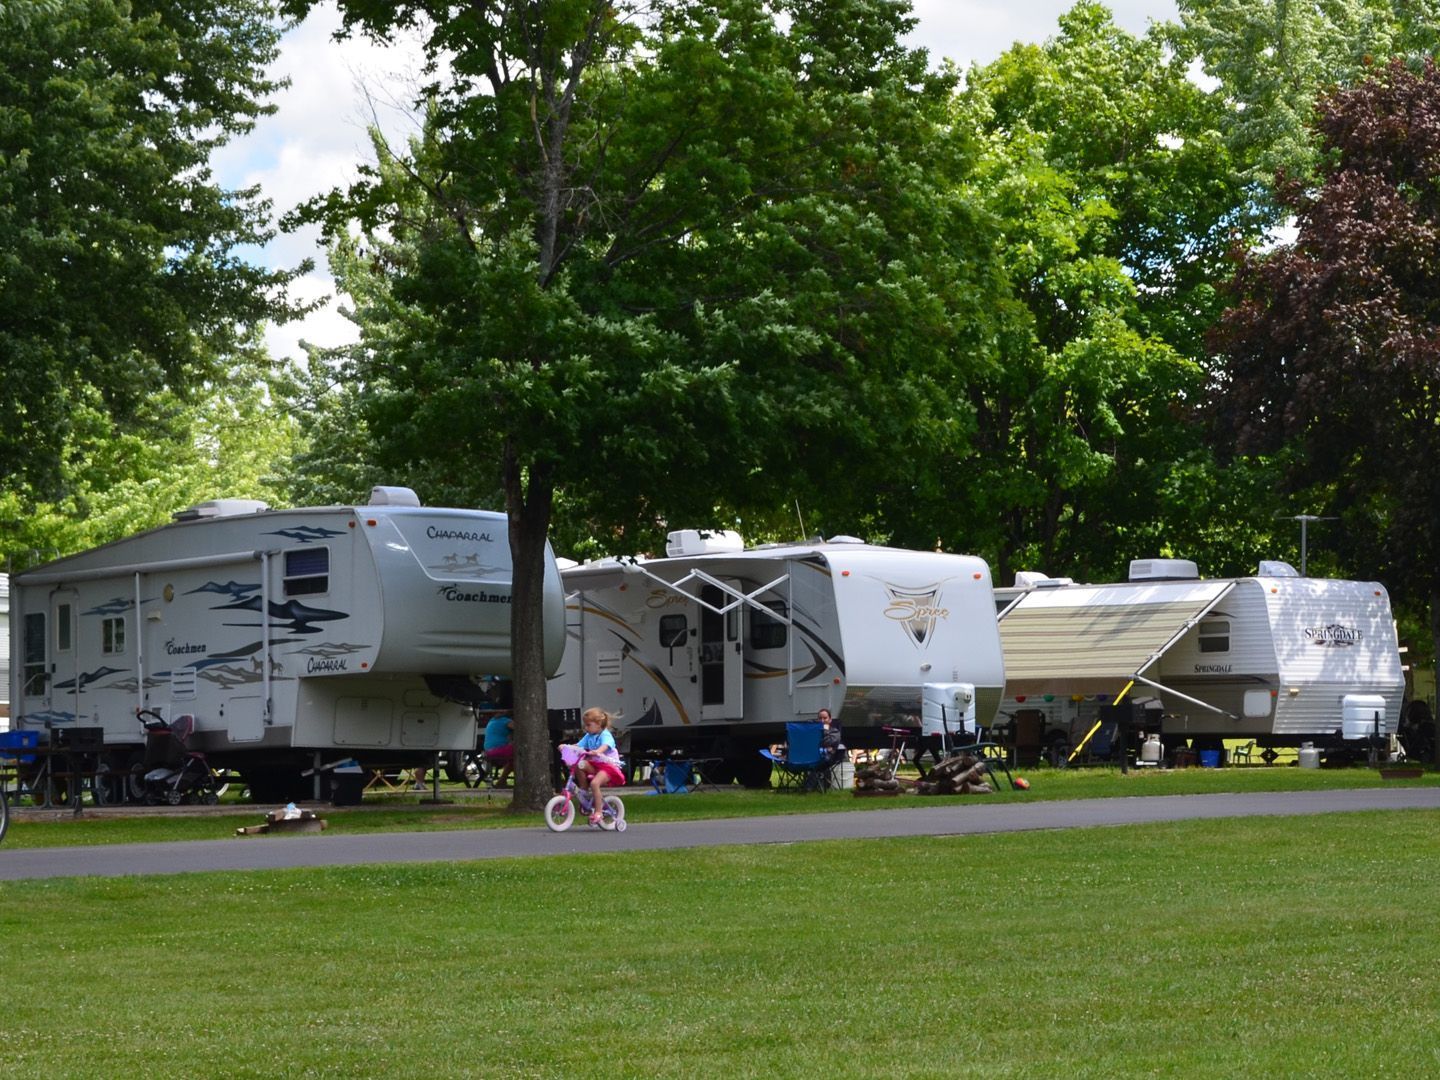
994 558 1404 761
546 530 1006 785
8 488 564 802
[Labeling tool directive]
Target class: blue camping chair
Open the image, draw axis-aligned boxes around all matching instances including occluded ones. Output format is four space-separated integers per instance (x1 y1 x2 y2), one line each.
759 722 831 792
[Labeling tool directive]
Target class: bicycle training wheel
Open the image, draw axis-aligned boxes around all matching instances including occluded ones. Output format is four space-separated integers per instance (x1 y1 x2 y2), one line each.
544 794 575 832
599 795 625 831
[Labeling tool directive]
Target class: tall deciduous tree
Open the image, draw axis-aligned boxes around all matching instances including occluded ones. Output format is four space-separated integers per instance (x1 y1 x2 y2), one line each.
1176 0 1440 191
1209 58 1440 661
0 0 305 512
287 0 991 808
906 3 1273 584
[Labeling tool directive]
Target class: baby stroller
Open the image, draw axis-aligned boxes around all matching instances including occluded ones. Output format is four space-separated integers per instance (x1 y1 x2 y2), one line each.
131 709 221 805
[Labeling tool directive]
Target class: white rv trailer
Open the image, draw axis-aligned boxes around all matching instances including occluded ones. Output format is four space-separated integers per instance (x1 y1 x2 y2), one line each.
995 558 1403 758
8 488 564 800
546 530 1005 785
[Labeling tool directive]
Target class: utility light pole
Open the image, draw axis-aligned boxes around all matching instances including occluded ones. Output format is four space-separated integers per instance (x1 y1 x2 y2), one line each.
1281 514 1337 576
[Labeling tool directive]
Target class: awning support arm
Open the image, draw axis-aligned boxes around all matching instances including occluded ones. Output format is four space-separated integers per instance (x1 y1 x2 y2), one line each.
1131 674 1236 719
1133 582 1237 679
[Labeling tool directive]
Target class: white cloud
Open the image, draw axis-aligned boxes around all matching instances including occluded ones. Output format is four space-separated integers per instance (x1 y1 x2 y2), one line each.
224 1 1181 364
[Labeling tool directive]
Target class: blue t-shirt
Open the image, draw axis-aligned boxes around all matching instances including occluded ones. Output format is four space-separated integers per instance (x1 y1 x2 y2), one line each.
483 716 513 751
577 729 617 755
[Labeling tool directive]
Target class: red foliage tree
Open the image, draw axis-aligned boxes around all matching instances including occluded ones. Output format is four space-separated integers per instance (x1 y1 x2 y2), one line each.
1210 58 1440 658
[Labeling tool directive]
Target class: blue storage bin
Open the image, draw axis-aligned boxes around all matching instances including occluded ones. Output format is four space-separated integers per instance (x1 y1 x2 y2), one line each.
0 729 41 763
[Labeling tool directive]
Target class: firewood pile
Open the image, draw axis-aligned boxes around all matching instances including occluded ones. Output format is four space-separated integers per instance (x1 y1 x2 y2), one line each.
916 753 993 796
853 761 903 794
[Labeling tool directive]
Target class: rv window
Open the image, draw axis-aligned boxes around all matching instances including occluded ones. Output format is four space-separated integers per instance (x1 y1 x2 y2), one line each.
658 614 688 648
102 616 126 655
23 612 47 696
1198 619 1230 654
56 602 73 652
284 547 330 596
750 601 788 650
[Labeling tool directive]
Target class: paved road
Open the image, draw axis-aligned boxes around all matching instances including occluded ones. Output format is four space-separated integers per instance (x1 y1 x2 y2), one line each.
2 787 1437 881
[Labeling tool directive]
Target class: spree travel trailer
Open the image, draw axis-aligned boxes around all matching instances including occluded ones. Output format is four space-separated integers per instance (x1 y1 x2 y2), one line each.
8 487 564 801
546 530 1005 785
995 558 1403 759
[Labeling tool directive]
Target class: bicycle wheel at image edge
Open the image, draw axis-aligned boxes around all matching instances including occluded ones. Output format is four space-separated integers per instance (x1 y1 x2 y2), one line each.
544 794 575 832
0 788 9 844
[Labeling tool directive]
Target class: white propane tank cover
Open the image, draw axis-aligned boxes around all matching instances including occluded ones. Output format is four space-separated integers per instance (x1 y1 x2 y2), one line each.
368 486 422 507
1341 694 1387 740
921 682 977 737
1257 560 1300 577
665 529 746 557
1128 558 1200 581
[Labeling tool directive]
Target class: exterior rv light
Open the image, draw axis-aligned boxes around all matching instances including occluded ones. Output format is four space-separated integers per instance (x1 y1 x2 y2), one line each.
367 518 378 527
920 662 932 672
1015 695 1026 702
1043 694 1054 702
348 521 356 529
841 570 850 576
1288 687 1300 696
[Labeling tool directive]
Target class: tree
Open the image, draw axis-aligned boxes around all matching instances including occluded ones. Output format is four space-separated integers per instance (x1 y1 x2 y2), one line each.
1175 0 1440 192
0 346 304 569
288 0 992 808
900 3 1271 584
1209 58 1440 663
0 0 305 512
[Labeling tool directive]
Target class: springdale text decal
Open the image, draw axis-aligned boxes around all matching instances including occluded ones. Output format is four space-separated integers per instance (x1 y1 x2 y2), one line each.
1306 623 1362 647
883 583 950 647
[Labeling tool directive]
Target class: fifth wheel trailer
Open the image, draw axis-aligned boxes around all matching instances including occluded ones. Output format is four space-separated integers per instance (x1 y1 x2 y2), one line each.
8 487 563 801
546 530 1006 785
994 558 1404 760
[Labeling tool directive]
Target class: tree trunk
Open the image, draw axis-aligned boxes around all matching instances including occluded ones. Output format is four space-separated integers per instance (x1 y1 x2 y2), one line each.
1430 586 1440 766
504 444 557 812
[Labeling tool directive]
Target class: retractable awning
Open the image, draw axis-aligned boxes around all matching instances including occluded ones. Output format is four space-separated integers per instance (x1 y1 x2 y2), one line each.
999 580 1237 706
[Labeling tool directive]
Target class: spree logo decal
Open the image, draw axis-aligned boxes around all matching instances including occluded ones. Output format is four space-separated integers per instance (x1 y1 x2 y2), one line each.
883 584 950 647
1306 623 1362 647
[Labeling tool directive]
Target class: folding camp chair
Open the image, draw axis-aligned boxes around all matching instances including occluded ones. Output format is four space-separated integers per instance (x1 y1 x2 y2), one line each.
759 722 830 792
649 757 701 795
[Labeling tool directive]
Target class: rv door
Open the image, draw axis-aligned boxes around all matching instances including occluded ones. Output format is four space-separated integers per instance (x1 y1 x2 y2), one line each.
51 590 79 721
699 581 743 721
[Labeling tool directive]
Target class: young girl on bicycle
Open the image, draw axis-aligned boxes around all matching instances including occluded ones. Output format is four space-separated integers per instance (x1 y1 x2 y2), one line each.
576 707 625 825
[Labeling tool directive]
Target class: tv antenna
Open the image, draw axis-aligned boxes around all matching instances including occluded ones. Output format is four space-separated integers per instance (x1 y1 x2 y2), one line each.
1279 514 1337 577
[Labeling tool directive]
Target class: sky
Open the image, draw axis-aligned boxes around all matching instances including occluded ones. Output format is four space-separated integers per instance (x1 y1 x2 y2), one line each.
214 0 1180 364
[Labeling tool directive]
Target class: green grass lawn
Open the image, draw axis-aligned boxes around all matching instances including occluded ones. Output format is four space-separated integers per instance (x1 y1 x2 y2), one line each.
1 809 1436 1077
2 762 1434 848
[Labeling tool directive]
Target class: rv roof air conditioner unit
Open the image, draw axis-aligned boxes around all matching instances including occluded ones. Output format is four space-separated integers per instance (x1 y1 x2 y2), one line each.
826 535 865 545
172 498 270 522
666 529 746 558
1257 560 1300 578
1013 571 1072 589
368 485 422 507
1128 558 1200 582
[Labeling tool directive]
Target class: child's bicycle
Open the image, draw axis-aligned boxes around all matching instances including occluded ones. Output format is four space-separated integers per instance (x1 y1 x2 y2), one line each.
545 744 627 832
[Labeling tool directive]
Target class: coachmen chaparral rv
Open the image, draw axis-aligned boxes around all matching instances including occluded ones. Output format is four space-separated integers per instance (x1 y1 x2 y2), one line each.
8 487 564 801
994 558 1403 761
546 530 1005 785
